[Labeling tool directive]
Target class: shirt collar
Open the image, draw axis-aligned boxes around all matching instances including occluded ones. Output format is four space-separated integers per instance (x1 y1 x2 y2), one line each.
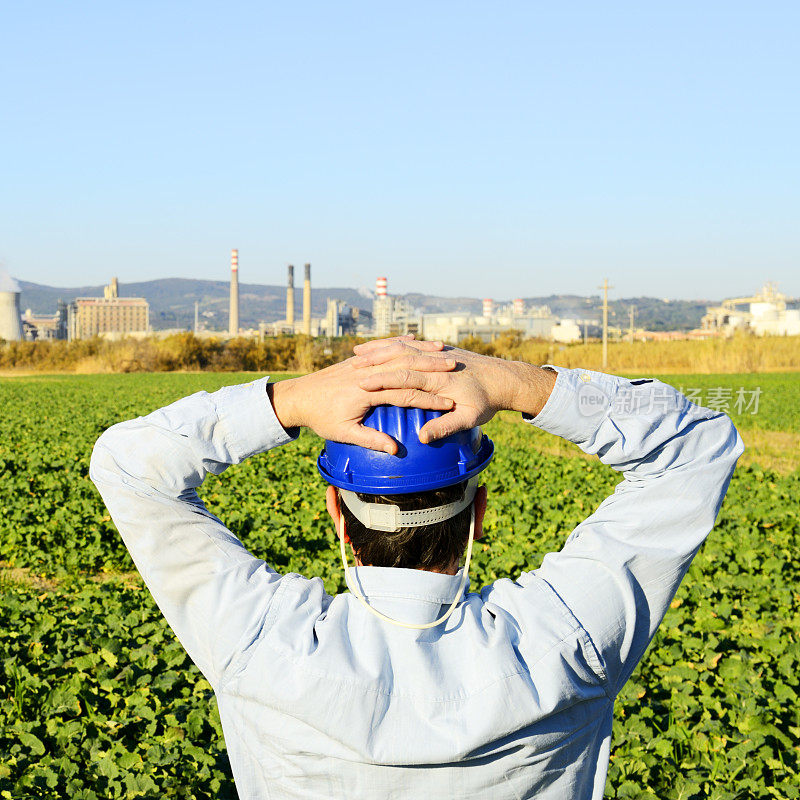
347 566 470 625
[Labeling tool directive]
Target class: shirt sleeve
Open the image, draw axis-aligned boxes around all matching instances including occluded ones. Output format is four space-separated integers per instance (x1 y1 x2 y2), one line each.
89 376 298 688
524 367 743 695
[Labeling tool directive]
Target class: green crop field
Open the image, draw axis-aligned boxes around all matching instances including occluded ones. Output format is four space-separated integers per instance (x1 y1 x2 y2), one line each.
1 372 799 799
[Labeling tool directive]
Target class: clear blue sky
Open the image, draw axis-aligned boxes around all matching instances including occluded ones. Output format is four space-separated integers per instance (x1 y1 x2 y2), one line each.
1 1 798 300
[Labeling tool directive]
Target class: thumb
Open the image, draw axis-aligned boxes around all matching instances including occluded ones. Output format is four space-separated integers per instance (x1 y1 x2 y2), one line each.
418 409 473 443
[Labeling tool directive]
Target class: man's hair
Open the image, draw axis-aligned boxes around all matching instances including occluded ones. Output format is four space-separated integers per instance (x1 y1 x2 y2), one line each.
339 480 472 571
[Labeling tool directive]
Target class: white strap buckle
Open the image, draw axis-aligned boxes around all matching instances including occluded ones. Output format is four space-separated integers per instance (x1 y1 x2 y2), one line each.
339 476 479 532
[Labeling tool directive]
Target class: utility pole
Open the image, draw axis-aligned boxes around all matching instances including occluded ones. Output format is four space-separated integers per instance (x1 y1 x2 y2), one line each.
628 305 635 343
194 301 199 334
599 278 613 369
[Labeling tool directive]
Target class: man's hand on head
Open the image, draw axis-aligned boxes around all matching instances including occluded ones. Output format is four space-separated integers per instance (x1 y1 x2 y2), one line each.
269 336 458 454
351 338 557 442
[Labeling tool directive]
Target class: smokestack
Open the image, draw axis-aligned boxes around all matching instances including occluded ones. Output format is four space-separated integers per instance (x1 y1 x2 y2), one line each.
286 265 295 328
482 298 494 317
376 277 387 298
229 249 239 336
0 269 23 341
513 298 524 316
303 263 311 336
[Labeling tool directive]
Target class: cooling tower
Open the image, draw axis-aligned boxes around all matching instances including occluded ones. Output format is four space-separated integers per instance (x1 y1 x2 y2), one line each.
0 290 23 341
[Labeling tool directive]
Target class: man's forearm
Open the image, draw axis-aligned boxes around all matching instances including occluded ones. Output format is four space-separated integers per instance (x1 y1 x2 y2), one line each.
479 356 558 418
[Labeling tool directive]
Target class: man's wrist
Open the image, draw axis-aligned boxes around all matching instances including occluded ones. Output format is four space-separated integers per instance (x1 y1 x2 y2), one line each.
268 378 304 432
505 361 558 418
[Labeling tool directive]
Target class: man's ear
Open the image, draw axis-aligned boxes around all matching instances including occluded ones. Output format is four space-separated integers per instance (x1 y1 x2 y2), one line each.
473 485 488 542
326 485 350 544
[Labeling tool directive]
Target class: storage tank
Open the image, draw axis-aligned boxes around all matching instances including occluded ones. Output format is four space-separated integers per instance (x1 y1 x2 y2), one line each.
782 309 800 336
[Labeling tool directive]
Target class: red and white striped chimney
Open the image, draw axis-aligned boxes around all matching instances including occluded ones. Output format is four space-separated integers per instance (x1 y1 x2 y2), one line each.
376 277 388 298
513 298 524 316
229 249 240 336
482 298 494 317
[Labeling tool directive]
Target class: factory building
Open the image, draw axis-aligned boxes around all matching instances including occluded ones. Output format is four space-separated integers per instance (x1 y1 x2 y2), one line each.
67 278 150 340
22 301 69 340
551 319 583 343
322 299 359 337
372 277 421 337
422 299 577 344
369 279 580 343
701 283 800 337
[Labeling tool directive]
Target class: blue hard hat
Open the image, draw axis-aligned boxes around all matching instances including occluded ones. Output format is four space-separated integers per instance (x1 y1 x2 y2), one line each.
317 406 494 495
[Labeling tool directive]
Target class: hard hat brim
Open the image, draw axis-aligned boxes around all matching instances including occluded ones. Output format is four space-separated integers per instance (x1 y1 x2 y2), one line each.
317 434 494 495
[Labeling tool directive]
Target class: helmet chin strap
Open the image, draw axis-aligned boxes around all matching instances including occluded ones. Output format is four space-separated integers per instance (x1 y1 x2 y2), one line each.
339 506 476 630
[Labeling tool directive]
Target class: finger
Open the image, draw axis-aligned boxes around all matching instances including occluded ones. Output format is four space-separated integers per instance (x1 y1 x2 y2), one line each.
358 369 447 393
418 409 477 443
345 424 399 455
354 337 444 355
353 344 454 368
352 351 456 371
352 337 412 355
366 389 455 411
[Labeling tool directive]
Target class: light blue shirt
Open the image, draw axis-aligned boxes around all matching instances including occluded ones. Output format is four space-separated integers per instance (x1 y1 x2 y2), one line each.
89 367 743 799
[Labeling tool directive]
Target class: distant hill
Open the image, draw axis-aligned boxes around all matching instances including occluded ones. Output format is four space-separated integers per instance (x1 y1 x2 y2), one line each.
17 278 713 333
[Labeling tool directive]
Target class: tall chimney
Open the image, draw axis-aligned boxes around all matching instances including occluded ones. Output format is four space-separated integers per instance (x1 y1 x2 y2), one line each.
482 298 494 317
376 277 388 298
286 265 295 328
229 249 239 336
303 263 311 336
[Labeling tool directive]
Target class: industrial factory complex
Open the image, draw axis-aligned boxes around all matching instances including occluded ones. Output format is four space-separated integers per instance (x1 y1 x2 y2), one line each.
1 252 798 345
700 283 800 337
